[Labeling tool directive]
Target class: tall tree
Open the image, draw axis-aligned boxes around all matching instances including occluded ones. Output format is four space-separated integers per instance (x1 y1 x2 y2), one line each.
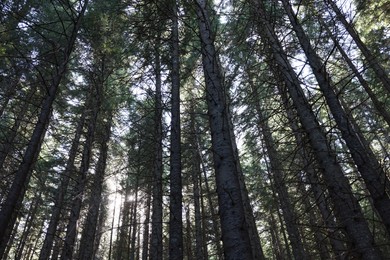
194 0 258 258
169 0 183 259
0 1 89 256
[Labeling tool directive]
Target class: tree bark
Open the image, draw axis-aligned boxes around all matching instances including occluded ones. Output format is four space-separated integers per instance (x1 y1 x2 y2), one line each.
281 0 390 236
169 0 183 258
0 2 88 257
150 42 164 260
195 0 255 258
252 0 382 258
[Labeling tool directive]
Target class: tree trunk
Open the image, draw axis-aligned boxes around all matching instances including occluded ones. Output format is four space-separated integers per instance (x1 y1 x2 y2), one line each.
252 89 308 259
142 186 151 260
195 0 255 258
150 42 164 260
169 0 183 258
252 0 382 258
78 114 112 260
39 104 87 260
324 0 390 93
0 2 88 257
61 82 101 260
281 0 390 236
318 15 390 127
279 86 347 259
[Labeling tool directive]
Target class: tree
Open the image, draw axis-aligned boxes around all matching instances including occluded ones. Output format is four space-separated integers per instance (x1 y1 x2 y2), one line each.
0 1 89 257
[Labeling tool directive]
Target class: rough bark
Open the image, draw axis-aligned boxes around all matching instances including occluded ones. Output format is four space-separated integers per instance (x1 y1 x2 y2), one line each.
195 0 254 258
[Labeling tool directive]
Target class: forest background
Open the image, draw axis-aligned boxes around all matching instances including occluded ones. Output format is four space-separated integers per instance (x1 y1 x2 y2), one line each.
0 0 389 259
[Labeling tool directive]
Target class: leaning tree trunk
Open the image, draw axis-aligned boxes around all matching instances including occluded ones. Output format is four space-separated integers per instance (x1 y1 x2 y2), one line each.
60 81 101 260
251 0 382 258
324 0 390 93
169 0 183 258
39 103 87 260
0 2 88 257
195 0 255 258
78 114 112 260
317 15 390 127
281 0 390 236
280 87 347 259
251 81 308 260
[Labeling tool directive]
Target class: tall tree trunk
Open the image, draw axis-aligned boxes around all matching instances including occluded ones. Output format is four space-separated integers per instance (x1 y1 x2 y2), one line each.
252 88 308 259
281 0 390 236
195 0 255 258
252 0 382 258
39 105 87 260
317 15 390 127
150 42 164 260
142 186 151 260
0 2 88 257
61 81 101 260
189 103 205 260
169 0 183 259
279 86 347 259
78 114 112 260
324 0 390 93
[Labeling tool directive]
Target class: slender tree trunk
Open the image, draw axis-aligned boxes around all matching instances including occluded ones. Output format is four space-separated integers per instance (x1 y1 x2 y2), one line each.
169 0 183 258
108 186 118 260
317 15 390 127
142 187 151 260
39 105 87 260
189 104 205 260
280 87 347 259
0 2 88 257
281 0 390 236
325 0 390 93
129 179 139 260
195 0 255 258
78 115 112 260
150 42 163 260
267 212 283 260
15 191 42 260
253 93 308 259
252 0 382 258
61 82 101 260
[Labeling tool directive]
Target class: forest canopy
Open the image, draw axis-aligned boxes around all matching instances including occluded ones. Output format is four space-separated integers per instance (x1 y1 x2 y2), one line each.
0 0 389 259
